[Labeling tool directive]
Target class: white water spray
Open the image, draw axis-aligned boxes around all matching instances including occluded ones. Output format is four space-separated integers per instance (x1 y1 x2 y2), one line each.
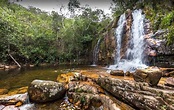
109 9 147 72
115 13 126 64
127 9 145 64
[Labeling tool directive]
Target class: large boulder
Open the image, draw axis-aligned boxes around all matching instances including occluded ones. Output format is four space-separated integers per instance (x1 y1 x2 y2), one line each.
133 67 162 86
28 80 66 103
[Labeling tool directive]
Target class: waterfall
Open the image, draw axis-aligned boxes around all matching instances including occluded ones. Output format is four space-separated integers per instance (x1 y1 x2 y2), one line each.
109 9 147 72
127 9 145 64
114 13 126 63
92 38 101 66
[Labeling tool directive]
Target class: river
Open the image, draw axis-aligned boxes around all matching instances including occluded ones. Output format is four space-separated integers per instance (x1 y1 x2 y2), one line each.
0 65 98 92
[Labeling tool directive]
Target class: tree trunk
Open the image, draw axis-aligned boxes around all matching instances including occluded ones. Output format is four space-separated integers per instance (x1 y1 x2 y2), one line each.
9 54 21 68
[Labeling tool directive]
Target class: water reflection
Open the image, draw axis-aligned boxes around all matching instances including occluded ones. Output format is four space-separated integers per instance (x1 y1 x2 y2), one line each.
0 65 94 91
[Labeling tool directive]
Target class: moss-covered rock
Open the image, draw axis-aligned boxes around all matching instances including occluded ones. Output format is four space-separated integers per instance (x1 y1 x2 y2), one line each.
28 80 66 103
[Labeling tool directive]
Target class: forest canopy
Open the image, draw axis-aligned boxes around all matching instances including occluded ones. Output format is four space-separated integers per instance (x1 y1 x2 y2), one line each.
0 0 111 65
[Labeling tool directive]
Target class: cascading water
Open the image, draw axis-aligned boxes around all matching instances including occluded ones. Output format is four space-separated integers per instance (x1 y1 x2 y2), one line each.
127 9 145 64
92 38 101 66
109 9 147 72
114 13 126 64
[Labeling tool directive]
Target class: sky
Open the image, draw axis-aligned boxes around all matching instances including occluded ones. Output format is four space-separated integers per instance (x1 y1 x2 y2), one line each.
13 0 113 16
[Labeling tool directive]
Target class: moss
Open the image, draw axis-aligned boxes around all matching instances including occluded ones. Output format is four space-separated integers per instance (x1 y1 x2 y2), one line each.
167 26 174 45
160 11 174 28
161 105 167 110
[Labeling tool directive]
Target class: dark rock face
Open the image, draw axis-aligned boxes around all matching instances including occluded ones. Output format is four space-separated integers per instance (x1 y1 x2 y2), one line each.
97 75 174 110
28 80 66 103
144 29 174 66
133 68 162 86
120 9 132 60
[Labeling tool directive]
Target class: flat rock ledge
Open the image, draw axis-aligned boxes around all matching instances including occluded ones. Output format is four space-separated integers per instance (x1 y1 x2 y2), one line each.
58 71 174 109
97 75 174 110
0 93 35 110
58 72 135 110
67 81 131 110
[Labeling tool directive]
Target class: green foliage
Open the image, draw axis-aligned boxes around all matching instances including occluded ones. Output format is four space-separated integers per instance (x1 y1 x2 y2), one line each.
136 0 174 44
167 26 174 45
112 0 139 10
160 11 174 28
0 3 109 65
68 0 80 13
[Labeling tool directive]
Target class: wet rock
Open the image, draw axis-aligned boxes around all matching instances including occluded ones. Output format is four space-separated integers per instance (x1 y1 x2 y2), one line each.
68 92 121 110
0 93 28 106
57 72 75 83
163 71 174 77
120 9 132 59
151 29 167 38
133 67 162 86
28 80 66 103
167 71 174 77
2 105 19 110
165 77 174 87
0 89 8 95
8 87 28 95
149 50 157 57
0 105 5 109
157 41 174 55
125 71 131 76
67 80 104 109
19 104 35 110
97 75 174 110
144 19 153 35
0 64 4 70
67 80 121 110
68 81 104 94
110 70 125 76
160 68 174 77
67 73 134 110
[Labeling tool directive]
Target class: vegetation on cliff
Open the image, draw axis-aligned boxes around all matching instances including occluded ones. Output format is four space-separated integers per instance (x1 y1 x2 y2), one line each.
111 0 174 44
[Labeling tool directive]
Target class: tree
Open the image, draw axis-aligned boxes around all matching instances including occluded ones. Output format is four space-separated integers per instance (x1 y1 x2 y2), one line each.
68 0 80 13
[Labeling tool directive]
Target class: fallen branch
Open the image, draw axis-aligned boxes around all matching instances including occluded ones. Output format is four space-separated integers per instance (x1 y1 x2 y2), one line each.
8 54 21 68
